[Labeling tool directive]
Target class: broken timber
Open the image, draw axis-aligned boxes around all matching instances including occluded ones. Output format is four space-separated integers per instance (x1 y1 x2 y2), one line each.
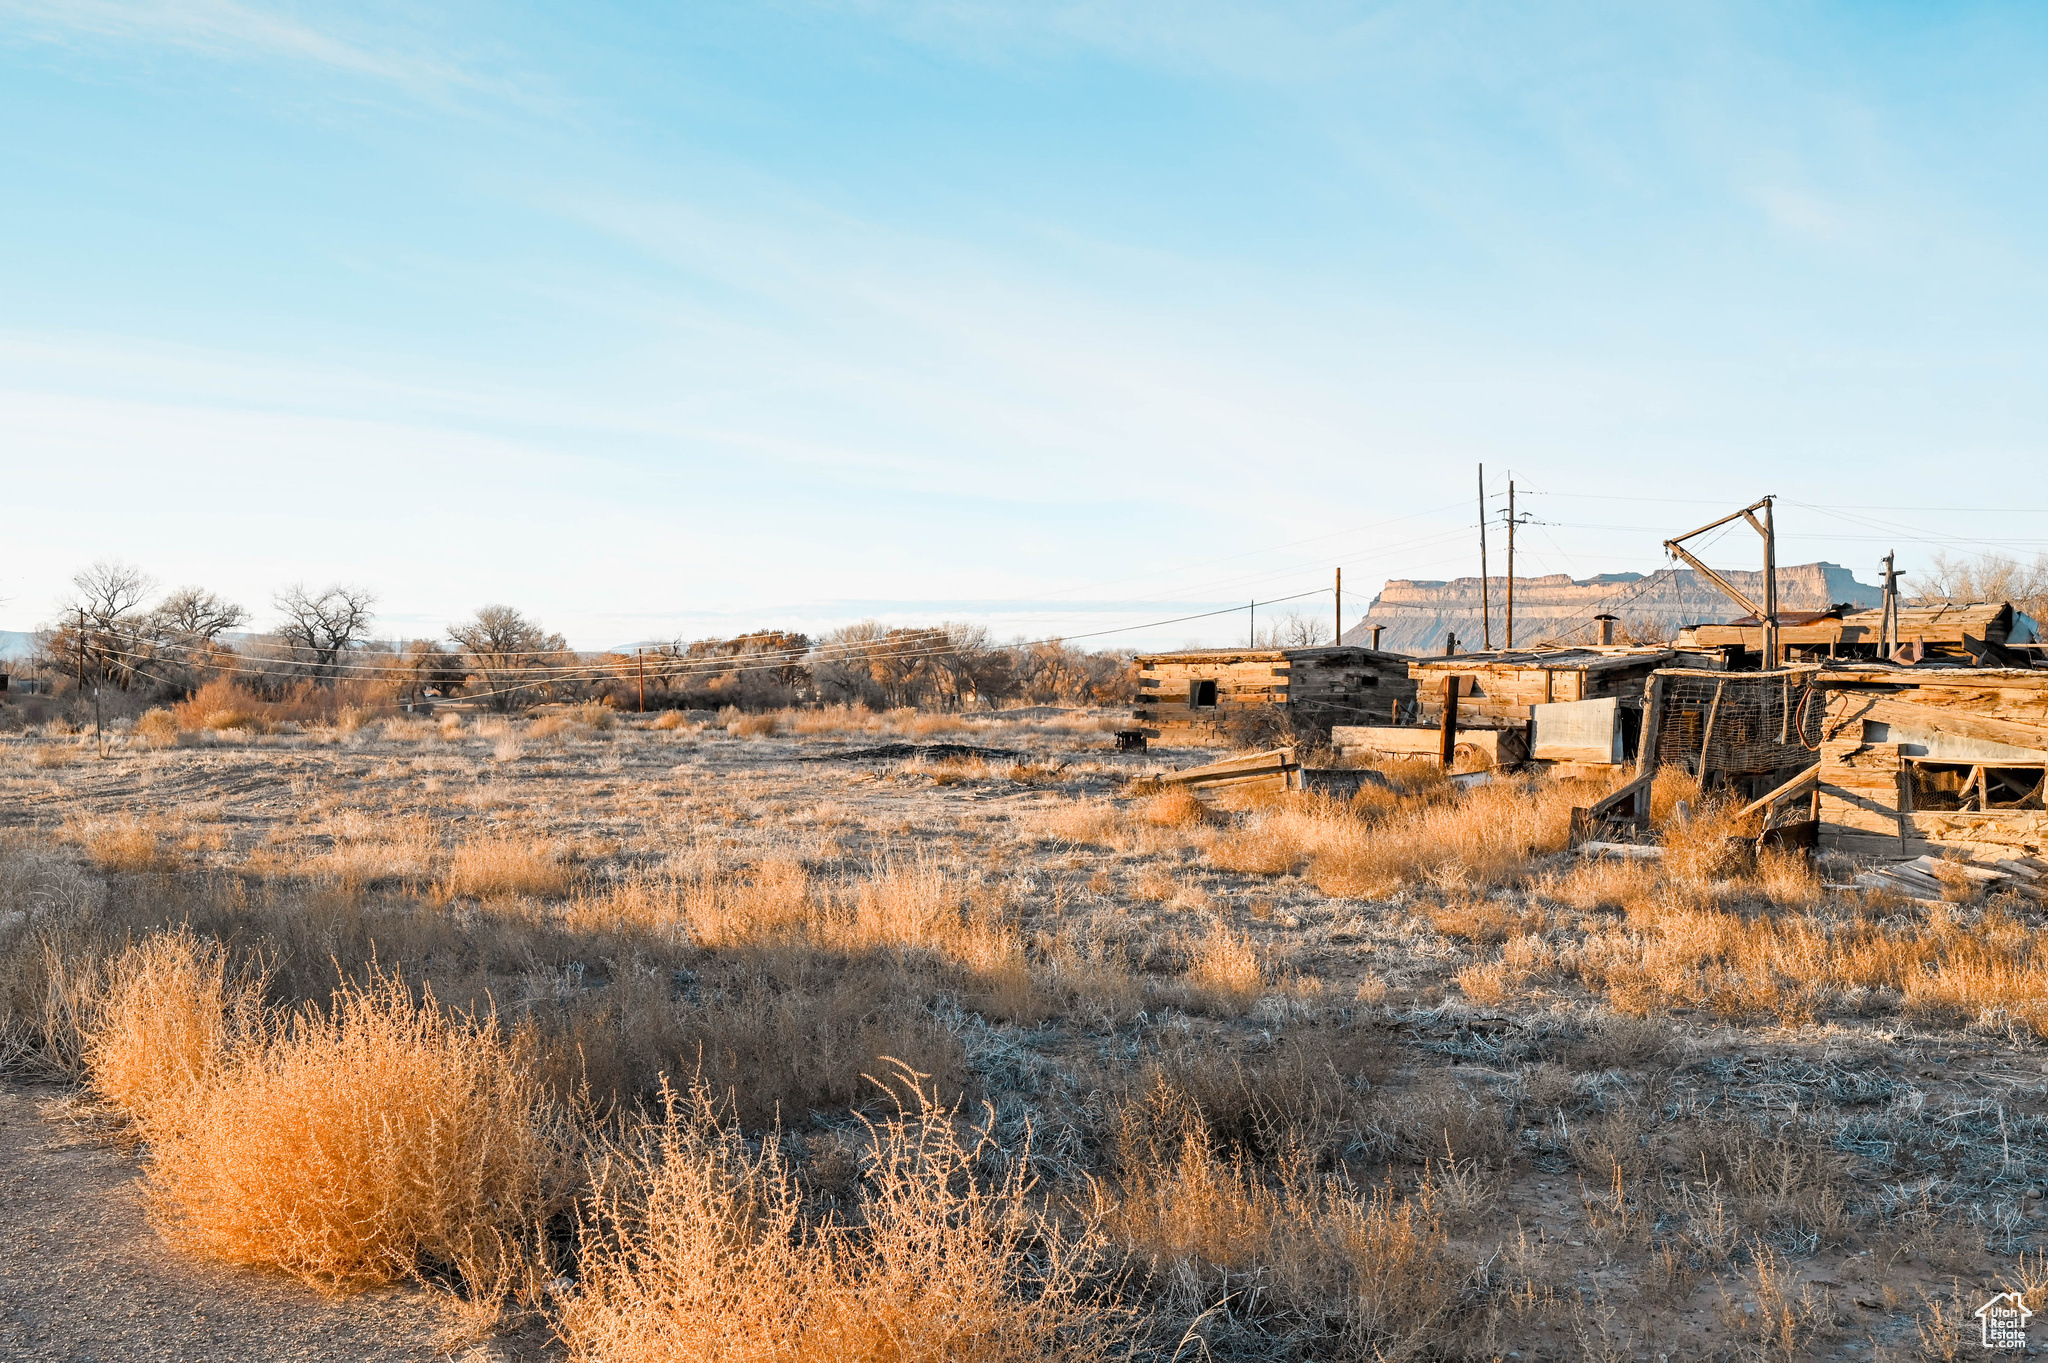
1156 747 1302 795
1153 747 1395 799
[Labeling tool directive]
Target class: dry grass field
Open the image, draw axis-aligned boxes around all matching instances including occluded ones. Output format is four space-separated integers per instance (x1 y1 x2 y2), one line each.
5 700 2048 1359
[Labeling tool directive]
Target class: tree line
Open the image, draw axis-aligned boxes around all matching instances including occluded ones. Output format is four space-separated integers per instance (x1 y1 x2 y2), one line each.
29 561 1135 711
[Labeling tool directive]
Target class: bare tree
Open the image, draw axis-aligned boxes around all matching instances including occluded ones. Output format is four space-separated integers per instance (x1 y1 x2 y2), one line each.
1913 551 2048 630
151 587 248 646
449 605 568 711
274 584 377 679
59 561 157 689
1256 612 1331 648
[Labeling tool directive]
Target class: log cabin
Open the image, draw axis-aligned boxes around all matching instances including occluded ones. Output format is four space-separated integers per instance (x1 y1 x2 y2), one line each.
1131 646 1415 745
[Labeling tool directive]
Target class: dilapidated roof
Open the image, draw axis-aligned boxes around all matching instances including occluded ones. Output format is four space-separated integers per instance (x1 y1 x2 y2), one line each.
1407 645 1676 674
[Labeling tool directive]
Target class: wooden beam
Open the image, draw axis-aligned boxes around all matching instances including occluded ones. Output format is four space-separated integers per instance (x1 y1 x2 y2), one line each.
1438 675 1460 767
1698 677 1727 776
1731 764 1820 824
1635 673 1666 777
1827 693 2048 756
1589 770 1654 822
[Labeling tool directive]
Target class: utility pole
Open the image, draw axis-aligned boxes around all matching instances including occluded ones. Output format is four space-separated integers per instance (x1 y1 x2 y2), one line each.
1334 568 1342 645
1880 552 1900 658
1505 480 1517 650
75 608 86 700
1761 498 1779 668
1478 464 1491 649
1248 600 1255 649
636 648 646 713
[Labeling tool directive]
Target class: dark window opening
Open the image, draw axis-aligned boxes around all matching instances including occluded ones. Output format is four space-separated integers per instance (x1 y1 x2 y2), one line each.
1909 761 2045 812
1189 679 1218 708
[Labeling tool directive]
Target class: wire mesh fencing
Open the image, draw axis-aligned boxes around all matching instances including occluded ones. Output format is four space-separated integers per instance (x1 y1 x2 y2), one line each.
1649 666 1824 777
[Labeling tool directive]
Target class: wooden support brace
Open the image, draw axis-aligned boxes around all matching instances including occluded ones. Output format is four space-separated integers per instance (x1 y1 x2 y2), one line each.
1731 764 1820 825
1438 675 1460 767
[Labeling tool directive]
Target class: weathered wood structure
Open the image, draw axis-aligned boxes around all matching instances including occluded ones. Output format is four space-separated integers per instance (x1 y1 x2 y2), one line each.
1330 646 1681 772
1809 667 2048 860
1406 647 1680 724
1677 601 2038 666
1154 746 1397 799
1638 665 1826 797
1131 646 1414 744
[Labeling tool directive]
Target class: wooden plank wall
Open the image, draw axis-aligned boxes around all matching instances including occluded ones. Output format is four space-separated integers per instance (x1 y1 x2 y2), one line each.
1817 682 2048 858
1409 661 1662 725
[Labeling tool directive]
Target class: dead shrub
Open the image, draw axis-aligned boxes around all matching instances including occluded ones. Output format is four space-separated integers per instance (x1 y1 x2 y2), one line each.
1302 775 1584 898
1133 866 1175 902
1140 786 1210 828
85 931 261 1128
173 677 267 732
1176 925 1263 1016
67 814 183 874
684 857 814 948
85 936 563 1292
1205 818 1303 876
1431 897 1546 945
305 816 436 893
440 835 574 900
724 710 778 738
1043 935 1144 1021
537 955 975 1125
685 860 1040 1022
133 708 181 748
561 1071 1125 1362
1026 800 1123 846
1648 765 1701 827
1095 1108 1466 1345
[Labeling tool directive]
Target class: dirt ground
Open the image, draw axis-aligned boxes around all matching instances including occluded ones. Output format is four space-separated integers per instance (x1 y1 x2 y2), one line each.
3 706 2045 1359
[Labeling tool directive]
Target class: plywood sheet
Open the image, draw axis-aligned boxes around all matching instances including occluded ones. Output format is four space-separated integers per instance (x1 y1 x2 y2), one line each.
1531 697 1621 763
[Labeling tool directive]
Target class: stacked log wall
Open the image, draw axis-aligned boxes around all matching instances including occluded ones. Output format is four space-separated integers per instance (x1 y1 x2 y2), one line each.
1134 649 1416 740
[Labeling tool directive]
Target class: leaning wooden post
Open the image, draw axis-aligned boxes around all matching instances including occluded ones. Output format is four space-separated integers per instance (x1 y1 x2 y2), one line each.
1438 675 1460 768
1635 673 1666 779
1697 677 1727 781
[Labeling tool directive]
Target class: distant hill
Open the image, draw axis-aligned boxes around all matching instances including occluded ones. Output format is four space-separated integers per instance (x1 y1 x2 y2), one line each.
0 631 37 662
1342 562 1881 655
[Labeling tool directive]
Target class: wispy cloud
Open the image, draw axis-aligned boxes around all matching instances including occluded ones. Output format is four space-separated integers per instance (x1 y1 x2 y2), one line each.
0 0 526 102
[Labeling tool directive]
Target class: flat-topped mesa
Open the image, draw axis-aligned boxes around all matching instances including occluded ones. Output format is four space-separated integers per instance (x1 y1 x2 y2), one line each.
1343 562 1880 657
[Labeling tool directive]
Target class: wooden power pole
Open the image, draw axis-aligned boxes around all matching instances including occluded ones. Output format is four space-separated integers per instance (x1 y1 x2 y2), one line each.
1334 568 1342 645
1880 552 1900 658
1478 464 1491 649
1505 481 1517 650
1761 499 1779 668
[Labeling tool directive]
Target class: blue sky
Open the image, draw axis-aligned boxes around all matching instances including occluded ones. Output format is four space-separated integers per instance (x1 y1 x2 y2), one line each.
4 1 2047 650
